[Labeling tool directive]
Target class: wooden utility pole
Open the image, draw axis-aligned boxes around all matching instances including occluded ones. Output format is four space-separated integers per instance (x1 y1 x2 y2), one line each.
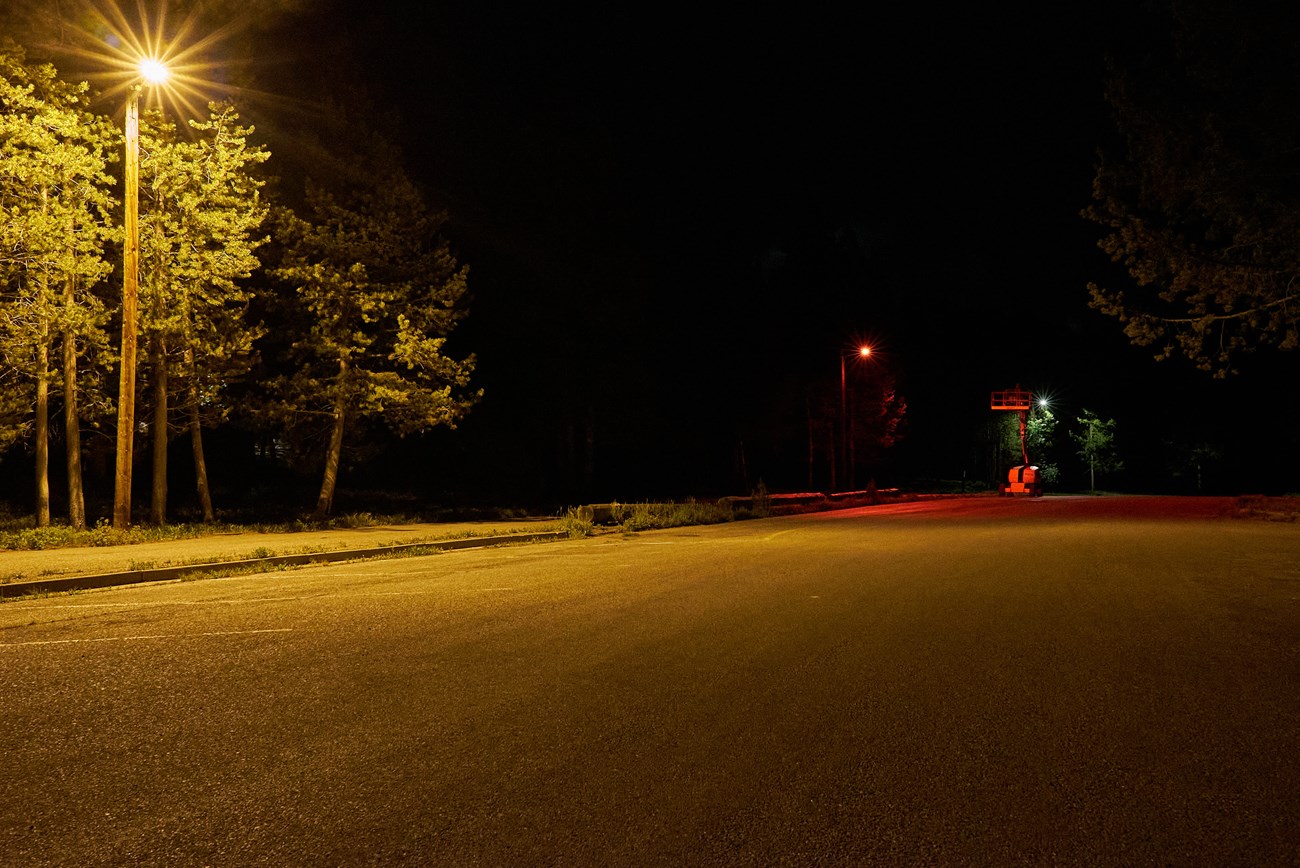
113 87 141 529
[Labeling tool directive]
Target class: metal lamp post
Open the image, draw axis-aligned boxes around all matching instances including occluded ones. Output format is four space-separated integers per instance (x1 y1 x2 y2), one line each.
838 345 871 492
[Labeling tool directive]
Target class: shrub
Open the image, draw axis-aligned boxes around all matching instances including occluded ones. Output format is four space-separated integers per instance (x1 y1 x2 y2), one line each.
615 500 737 532
558 509 594 538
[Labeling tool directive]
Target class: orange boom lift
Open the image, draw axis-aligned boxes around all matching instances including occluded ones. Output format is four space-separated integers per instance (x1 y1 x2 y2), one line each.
990 386 1044 497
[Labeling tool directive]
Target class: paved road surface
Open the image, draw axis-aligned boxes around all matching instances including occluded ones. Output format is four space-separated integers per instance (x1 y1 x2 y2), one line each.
1 496 1296 865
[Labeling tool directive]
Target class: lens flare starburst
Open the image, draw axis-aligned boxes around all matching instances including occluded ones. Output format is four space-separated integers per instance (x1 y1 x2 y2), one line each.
51 0 240 121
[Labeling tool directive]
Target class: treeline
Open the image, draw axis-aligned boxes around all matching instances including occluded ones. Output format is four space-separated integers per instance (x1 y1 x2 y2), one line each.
0 41 479 528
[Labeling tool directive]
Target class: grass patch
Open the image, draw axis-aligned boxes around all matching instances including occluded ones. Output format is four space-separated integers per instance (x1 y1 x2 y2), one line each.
0 511 506 553
177 561 306 582
361 544 445 560
0 520 247 552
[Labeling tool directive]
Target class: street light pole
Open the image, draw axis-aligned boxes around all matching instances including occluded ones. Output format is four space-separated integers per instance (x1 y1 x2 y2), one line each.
113 85 142 529
112 57 168 529
838 345 872 493
839 355 847 492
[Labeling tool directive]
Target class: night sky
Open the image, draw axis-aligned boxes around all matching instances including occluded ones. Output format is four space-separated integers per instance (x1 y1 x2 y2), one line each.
119 3 1300 503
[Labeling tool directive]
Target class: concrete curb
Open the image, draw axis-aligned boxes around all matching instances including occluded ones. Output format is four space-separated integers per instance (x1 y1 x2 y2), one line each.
0 530 570 599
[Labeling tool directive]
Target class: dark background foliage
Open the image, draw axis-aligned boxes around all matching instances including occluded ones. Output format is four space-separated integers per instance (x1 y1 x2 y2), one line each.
2 0 1298 518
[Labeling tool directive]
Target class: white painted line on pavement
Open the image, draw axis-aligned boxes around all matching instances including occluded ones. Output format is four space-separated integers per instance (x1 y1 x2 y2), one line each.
351 586 516 597
0 583 519 622
636 532 794 546
0 628 293 648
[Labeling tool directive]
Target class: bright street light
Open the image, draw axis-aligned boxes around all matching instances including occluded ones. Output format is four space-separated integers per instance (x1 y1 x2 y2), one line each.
138 58 170 84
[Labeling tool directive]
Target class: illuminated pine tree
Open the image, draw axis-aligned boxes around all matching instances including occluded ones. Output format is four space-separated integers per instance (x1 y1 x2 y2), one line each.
135 102 268 523
0 42 116 529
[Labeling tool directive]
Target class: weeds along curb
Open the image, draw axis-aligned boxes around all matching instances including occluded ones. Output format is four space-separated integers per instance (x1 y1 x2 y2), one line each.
0 531 569 599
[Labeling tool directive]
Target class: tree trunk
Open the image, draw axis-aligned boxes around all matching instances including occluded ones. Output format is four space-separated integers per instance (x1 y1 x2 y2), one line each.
150 334 167 525
827 425 836 494
314 358 349 520
805 396 815 491
35 329 50 528
1089 422 1095 494
188 378 214 523
62 310 86 531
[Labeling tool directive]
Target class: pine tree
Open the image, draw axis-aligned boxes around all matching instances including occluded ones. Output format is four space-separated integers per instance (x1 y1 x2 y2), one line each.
135 102 268 523
270 158 479 519
1085 4 1300 376
0 42 116 528
846 370 906 489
